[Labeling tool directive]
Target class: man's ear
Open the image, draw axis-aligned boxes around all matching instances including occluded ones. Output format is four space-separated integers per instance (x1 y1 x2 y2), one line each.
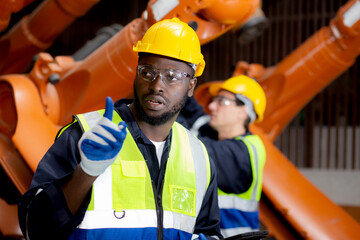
187 78 197 97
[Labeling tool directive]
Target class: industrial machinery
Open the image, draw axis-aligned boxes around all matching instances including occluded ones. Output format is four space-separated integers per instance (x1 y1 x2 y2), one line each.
0 0 35 32
0 0 359 239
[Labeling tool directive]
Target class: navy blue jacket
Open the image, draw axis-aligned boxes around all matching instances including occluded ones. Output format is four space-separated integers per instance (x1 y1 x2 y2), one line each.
177 97 253 194
18 99 222 240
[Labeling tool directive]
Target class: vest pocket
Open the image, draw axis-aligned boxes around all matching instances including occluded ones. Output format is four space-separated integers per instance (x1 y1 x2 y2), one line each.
112 160 149 210
120 160 146 177
170 185 197 217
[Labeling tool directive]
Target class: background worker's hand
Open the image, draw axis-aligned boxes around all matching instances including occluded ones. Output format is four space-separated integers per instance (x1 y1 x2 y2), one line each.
79 97 127 176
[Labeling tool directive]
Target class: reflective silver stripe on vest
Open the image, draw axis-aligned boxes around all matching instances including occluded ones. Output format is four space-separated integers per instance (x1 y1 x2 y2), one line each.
78 209 197 232
221 227 259 236
218 195 258 211
164 210 197 233
185 127 209 218
79 209 157 229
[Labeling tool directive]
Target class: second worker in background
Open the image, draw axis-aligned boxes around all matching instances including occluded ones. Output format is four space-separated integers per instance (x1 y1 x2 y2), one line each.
178 75 267 238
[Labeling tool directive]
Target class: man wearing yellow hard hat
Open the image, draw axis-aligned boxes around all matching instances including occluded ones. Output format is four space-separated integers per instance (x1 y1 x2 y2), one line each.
18 18 222 240
178 75 267 237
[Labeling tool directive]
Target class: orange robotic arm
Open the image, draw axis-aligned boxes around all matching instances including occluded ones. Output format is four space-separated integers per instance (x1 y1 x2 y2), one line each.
254 0 360 141
145 0 260 45
0 0 260 75
0 0 101 75
0 0 35 32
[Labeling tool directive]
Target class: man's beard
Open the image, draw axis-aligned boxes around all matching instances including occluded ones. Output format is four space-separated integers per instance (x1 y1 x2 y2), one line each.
133 88 188 126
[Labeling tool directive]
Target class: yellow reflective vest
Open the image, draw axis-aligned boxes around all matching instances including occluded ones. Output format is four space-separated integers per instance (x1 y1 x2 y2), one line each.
68 109 211 240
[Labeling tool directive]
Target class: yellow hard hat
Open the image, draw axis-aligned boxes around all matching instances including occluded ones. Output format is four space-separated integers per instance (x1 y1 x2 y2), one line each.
133 18 205 77
209 75 267 122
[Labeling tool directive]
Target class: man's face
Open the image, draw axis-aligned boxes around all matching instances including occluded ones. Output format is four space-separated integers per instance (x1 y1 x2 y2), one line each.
208 90 246 131
133 54 196 126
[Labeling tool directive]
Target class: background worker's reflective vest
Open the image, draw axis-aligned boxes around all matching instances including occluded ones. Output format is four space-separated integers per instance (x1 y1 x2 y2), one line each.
66 110 211 240
218 135 266 237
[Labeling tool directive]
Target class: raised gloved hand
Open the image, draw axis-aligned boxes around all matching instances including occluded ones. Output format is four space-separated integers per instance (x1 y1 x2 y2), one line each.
79 97 127 176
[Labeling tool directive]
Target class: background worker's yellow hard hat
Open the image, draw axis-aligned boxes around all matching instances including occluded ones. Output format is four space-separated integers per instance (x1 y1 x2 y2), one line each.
133 18 205 77
209 75 267 122
195 75 266 122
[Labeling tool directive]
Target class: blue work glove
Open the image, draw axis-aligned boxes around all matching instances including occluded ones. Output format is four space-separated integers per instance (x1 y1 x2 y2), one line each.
79 97 127 176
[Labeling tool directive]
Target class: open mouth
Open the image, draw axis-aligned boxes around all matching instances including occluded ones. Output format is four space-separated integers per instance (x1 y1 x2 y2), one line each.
148 99 163 105
145 96 165 110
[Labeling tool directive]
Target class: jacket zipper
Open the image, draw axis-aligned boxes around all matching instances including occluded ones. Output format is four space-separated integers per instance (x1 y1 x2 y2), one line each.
152 180 164 240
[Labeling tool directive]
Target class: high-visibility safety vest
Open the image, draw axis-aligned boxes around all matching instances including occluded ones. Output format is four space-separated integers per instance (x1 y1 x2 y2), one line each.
218 135 266 238
66 109 211 240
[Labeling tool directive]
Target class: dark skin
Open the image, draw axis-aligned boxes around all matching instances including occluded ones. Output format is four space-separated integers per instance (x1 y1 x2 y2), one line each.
63 54 197 214
131 54 197 141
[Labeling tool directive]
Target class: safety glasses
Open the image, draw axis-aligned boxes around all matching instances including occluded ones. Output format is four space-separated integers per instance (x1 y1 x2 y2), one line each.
137 65 192 85
210 95 239 106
